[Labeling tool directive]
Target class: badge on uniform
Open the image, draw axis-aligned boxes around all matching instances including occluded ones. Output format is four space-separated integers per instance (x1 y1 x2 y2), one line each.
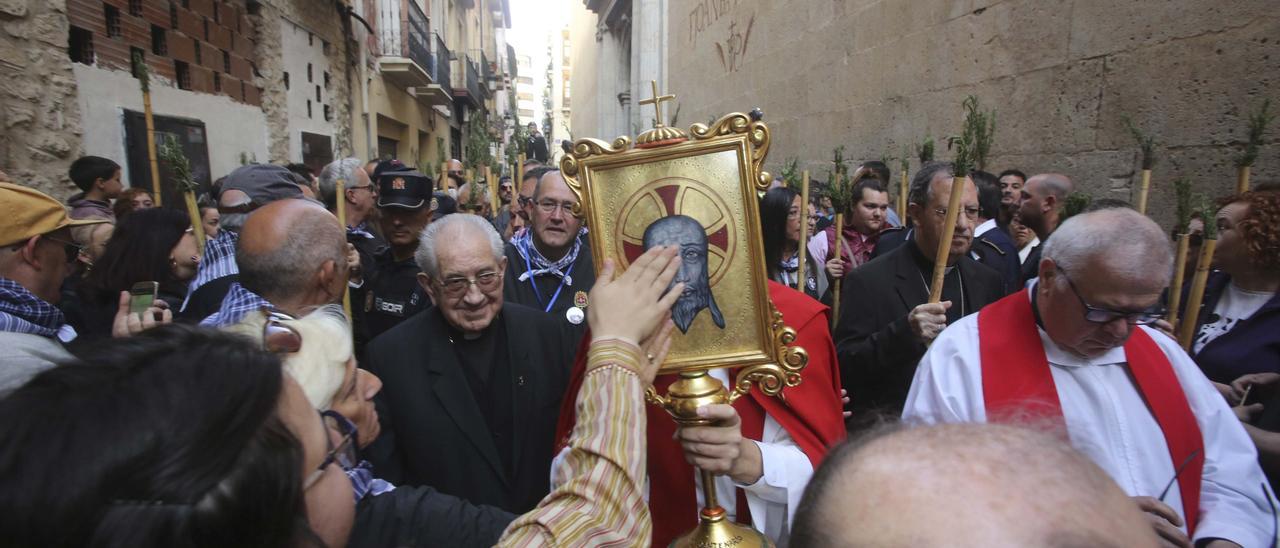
566 290 589 325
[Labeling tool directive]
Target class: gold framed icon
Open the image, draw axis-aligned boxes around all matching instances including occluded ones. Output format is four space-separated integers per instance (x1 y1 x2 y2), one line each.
560 111 804 379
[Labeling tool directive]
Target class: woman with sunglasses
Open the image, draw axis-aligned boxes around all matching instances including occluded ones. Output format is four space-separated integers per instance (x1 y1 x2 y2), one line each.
65 207 200 343
231 305 518 547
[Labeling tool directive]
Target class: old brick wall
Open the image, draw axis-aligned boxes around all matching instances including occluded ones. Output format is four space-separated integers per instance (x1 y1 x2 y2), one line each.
253 0 355 162
666 0 1279 228
0 0 84 198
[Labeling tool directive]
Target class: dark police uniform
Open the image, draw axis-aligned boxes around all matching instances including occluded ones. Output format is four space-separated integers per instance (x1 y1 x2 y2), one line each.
356 168 436 348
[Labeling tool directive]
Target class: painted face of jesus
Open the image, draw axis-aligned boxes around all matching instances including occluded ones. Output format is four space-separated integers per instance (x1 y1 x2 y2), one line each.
642 215 725 334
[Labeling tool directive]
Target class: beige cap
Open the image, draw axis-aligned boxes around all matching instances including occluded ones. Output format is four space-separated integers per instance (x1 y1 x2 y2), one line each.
0 183 108 247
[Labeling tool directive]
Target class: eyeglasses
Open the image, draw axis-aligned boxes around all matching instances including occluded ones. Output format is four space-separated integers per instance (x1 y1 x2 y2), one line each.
349 184 377 194
263 316 303 353
1057 268 1164 325
932 206 981 221
458 204 485 213
303 410 359 490
535 200 576 215
43 235 86 263
436 270 502 298
517 196 533 207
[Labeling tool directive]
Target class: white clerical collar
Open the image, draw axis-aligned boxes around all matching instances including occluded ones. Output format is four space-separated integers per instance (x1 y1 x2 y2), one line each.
1035 326 1128 368
975 218 997 238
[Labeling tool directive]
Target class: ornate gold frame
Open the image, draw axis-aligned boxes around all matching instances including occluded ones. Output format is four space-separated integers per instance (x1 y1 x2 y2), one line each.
560 112 802 381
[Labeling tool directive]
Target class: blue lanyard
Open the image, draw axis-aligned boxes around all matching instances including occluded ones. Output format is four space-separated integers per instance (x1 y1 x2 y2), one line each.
523 252 575 313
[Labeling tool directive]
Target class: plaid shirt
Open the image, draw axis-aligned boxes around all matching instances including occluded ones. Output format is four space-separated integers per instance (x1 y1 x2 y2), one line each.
182 230 240 313
199 282 271 327
0 277 64 338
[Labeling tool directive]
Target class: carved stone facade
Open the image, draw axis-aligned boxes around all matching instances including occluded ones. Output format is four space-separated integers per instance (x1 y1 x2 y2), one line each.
573 0 1279 228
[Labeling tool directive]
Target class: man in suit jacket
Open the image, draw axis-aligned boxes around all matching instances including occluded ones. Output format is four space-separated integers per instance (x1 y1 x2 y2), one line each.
834 162 1004 421
363 213 579 514
969 170 1022 295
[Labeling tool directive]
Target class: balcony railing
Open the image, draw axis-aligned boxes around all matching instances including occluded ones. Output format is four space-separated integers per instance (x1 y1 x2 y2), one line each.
465 55 483 101
434 33 452 95
481 51 494 89
376 0 434 81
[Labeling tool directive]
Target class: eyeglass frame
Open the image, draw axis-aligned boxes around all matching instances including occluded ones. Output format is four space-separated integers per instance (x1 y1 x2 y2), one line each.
263 314 303 354
41 234 87 263
930 206 982 221
534 199 577 216
434 270 503 298
303 410 359 490
1055 267 1165 326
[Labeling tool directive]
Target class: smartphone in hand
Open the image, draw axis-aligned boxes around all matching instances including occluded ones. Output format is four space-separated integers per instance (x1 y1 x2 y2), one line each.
129 281 159 315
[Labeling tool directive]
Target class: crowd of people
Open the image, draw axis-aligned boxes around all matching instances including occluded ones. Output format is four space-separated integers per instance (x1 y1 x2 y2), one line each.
0 148 1276 547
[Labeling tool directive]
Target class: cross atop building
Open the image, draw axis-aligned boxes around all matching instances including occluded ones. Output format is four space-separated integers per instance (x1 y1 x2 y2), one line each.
639 80 676 128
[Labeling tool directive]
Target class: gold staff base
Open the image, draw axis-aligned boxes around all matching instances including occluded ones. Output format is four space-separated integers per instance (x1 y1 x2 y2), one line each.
646 322 807 548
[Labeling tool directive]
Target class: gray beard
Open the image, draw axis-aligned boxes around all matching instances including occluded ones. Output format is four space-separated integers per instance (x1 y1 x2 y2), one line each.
671 285 711 334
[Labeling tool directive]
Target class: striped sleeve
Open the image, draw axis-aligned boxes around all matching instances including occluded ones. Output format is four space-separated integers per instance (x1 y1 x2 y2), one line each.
496 339 651 547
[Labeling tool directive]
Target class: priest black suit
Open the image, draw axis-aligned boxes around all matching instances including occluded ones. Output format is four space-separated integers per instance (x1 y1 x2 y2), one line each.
363 303 580 513
833 242 1003 421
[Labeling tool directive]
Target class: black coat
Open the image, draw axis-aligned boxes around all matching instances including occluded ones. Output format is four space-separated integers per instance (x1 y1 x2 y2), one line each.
348 484 515 548
970 226 1022 295
363 303 580 514
833 242 1004 418
502 240 595 330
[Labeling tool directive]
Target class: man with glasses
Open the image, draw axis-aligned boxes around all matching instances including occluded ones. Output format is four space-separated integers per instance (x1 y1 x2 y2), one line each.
363 214 579 515
0 183 107 394
502 169 595 328
359 169 439 342
319 157 386 278
833 162 1004 422
904 207 1275 548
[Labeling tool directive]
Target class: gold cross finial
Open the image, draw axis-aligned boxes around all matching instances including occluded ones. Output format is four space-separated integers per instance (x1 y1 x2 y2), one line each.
638 80 676 128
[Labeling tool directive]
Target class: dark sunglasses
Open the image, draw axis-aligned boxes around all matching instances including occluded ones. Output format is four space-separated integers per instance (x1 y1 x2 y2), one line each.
43 235 86 263
263 314 302 353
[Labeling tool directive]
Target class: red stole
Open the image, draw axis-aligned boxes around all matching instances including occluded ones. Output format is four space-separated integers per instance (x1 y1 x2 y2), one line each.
978 290 1204 535
553 282 846 546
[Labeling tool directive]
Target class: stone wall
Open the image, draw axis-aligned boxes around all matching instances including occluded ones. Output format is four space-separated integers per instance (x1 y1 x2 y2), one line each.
666 0 1279 227
0 0 85 199
252 0 355 163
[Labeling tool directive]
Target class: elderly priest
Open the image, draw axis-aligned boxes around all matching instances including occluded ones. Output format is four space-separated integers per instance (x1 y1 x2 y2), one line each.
363 214 580 514
903 208 1275 548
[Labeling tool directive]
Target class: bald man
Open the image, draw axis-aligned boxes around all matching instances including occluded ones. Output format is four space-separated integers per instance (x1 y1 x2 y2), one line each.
445 159 465 192
457 182 491 218
1017 173 1073 283
200 199 349 326
905 208 1276 547
791 423 1160 547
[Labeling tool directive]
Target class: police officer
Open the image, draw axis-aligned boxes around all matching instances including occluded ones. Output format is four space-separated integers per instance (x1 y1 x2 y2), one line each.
358 168 437 343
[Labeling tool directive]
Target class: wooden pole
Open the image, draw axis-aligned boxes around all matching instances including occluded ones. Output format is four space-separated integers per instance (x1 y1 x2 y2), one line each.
898 169 909 222
335 178 353 320
1136 169 1152 215
440 162 449 191
797 170 811 293
142 92 161 206
830 171 845 327
1177 238 1217 350
1166 233 1190 325
465 168 474 193
1237 165 1251 194
928 176 968 303
183 191 205 257
485 165 498 217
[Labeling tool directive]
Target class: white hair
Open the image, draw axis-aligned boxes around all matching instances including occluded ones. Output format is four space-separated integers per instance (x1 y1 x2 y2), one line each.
1041 208 1172 286
225 305 352 410
415 213 504 279
317 157 365 210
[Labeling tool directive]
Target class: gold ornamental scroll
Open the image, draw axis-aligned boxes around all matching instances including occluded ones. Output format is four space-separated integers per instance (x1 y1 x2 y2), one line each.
560 83 806 548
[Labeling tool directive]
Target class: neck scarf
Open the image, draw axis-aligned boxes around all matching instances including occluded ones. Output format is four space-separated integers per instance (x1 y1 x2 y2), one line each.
513 227 585 286
0 277 64 338
347 222 375 240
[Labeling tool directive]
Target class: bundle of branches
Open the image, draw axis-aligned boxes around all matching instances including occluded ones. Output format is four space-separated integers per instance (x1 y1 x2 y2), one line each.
1236 99 1275 193
916 136 935 164
780 157 801 188
953 96 996 171
1123 116 1157 171
825 146 857 214
1178 193 1220 350
158 135 206 254
1166 178 1195 324
1237 98 1274 169
1060 192 1093 222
